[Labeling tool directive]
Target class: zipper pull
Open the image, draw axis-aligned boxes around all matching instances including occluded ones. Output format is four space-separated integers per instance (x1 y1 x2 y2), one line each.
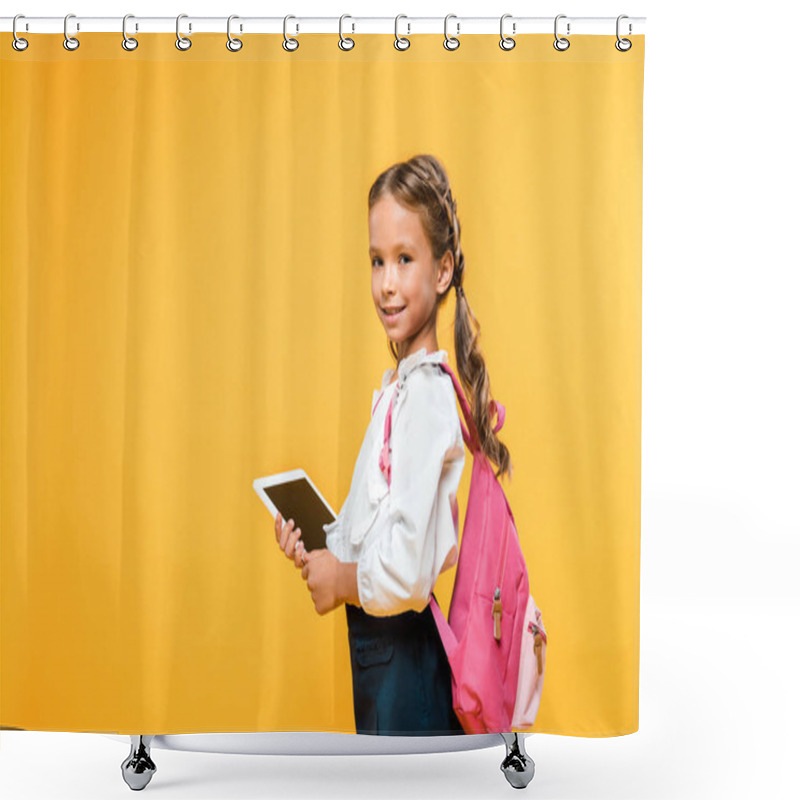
530 624 544 674
492 588 502 641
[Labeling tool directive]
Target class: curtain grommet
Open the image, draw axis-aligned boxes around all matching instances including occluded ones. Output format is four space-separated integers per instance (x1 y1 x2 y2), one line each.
226 15 243 52
121 14 139 51
553 14 570 51
176 14 192 51
444 14 460 51
63 13 80 51
283 15 299 51
499 14 516 51
615 15 632 51
394 15 411 51
12 14 29 51
339 14 355 51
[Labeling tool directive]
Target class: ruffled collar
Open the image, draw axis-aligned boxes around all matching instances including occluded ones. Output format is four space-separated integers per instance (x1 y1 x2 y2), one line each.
381 347 449 390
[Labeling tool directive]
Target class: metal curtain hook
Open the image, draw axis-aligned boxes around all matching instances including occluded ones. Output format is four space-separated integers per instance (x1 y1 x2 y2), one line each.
615 14 632 51
554 14 570 51
394 14 410 51
444 14 460 51
339 14 355 50
283 15 299 51
12 14 29 51
63 13 80 51
499 14 516 51
176 13 192 50
122 14 139 51
227 15 243 52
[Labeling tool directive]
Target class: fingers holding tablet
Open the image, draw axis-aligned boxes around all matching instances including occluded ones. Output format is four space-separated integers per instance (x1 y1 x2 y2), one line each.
255 469 336 562
276 512 305 566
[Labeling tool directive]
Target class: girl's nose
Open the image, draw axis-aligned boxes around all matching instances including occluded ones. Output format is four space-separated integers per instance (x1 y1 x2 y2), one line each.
382 262 399 291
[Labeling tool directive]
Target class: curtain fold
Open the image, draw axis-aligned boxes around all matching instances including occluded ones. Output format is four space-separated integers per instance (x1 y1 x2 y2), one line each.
1 32 644 736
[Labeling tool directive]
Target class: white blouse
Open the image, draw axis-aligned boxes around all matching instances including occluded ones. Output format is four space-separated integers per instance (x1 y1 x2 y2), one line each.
323 347 466 617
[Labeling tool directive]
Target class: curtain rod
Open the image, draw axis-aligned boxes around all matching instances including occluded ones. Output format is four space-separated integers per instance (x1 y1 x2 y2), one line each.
3 15 646 37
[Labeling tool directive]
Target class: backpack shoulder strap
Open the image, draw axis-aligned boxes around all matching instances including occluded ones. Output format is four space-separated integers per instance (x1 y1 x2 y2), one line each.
429 594 458 659
379 361 506 484
436 362 506 452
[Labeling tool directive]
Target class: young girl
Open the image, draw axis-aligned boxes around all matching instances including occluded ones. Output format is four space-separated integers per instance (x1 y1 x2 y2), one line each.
274 154 512 736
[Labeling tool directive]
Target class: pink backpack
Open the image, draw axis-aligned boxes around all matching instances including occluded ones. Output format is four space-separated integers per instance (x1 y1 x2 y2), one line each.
378 361 547 734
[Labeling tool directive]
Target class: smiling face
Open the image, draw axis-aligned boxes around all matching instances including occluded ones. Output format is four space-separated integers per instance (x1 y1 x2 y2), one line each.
369 192 454 361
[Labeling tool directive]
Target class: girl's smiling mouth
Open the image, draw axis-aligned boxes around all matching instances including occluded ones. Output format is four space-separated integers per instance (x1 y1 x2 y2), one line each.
382 306 406 319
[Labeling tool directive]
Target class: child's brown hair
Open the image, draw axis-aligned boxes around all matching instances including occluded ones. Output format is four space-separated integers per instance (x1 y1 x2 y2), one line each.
368 154 512 481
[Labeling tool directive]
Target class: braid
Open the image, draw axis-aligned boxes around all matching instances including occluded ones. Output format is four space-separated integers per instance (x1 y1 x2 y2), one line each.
438 188 466 293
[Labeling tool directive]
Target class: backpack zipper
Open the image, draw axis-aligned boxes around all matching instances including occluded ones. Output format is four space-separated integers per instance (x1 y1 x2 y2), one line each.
492 512 511 641
529 622 546 674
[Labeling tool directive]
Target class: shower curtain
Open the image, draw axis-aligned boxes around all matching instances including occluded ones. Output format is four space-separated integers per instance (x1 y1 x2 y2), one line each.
0 29 644 737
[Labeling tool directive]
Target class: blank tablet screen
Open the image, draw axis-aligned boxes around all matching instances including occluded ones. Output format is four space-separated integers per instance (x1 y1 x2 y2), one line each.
258 477 333 553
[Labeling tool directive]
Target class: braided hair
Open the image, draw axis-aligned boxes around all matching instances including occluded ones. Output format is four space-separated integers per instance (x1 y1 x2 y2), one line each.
368 154 512 482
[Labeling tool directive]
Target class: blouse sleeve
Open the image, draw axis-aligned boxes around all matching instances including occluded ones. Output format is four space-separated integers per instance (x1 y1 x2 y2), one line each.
356 366 464 616
322 518 342 558
323 387 382 559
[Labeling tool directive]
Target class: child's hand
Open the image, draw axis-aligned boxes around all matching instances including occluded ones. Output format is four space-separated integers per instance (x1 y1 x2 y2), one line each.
301 549 341 615
275 512 307 569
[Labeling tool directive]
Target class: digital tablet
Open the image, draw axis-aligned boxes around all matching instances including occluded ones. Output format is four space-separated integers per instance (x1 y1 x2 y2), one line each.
253 468 336 553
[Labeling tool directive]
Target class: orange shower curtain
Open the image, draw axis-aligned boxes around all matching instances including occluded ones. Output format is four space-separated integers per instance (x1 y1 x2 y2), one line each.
1 31 644 736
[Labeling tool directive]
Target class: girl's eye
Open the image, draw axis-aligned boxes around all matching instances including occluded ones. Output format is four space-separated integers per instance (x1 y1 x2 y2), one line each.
371 255 410 266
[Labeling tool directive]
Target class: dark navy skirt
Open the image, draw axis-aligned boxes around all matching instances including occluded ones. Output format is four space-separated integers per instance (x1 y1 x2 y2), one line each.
345 595 465 736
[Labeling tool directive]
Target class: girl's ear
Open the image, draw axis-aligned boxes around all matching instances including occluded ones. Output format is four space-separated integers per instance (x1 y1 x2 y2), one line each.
437 249 455 292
